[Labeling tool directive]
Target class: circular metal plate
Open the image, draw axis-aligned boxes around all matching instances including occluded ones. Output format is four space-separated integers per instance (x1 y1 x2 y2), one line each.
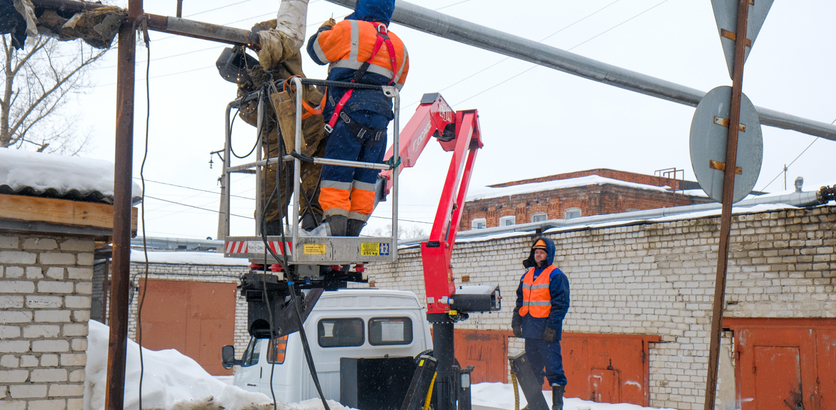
689 86 763 203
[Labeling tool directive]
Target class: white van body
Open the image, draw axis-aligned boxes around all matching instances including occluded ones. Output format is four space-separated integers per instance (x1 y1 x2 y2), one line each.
232 288 433 403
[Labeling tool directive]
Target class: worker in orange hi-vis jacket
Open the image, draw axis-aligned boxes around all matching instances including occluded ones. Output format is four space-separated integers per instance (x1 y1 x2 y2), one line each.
512 237 571 410
305 0 409 237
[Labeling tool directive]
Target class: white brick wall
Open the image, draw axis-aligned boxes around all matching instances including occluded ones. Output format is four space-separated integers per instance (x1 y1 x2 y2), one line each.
0 233 93 410
364 205 836 410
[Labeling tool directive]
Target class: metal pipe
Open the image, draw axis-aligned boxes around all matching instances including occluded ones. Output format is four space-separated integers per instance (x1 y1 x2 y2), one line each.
106 2 141 409
325 0 836 142
391 89 400 261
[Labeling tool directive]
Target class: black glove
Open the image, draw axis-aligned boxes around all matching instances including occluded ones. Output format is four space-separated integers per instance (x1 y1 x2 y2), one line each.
542 327 557 343
512 325 522 338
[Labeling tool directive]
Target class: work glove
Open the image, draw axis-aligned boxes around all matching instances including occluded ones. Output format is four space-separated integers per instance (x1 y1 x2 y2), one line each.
542 327 557 343
317 18 336 33
512 325 522 338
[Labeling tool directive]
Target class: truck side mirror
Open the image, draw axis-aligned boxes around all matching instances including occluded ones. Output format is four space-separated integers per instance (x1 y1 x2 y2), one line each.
221 345 238 369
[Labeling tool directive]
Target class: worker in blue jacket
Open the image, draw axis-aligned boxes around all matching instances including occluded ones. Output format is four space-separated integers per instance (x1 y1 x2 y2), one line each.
306 0 409 236
512 237 570 410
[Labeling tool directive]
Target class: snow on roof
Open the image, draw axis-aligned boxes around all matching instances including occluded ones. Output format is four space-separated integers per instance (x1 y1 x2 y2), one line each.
130 249 249 266
466 175 671 201
0 148 142 204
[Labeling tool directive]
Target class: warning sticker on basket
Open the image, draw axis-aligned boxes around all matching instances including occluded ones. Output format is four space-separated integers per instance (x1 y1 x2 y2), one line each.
361 242 390 256
303 244 326 255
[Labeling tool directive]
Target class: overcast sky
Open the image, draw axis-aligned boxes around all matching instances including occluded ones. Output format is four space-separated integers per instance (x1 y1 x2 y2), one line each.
71 0 836 240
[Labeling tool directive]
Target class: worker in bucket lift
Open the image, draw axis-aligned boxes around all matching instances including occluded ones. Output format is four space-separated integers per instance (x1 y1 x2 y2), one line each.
224 0 326 235
305 0 409 237
512 237 570 410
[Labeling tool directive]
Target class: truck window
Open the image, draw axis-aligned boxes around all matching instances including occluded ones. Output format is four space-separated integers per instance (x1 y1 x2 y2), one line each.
318 318 364 347
368 317 413 345
240 337 262 367
268 335 288 364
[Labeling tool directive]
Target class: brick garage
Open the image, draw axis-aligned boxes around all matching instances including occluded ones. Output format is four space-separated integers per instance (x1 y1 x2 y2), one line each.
363 204 836 409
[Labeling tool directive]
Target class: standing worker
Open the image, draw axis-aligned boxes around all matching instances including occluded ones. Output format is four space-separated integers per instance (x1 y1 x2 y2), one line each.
222 0 326 234
306 0 409 236
512 237 570 410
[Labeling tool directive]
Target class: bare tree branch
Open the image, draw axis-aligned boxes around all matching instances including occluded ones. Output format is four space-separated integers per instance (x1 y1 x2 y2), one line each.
0 33 109 152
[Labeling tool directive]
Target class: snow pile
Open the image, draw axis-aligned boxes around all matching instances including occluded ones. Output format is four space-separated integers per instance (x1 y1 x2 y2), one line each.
0 148 142 200
471 383 676 410
466 176 670 201
130 249 250 266
84 320 277 410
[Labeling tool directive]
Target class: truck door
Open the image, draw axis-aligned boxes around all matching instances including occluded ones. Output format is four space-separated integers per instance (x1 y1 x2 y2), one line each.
236 337 265 393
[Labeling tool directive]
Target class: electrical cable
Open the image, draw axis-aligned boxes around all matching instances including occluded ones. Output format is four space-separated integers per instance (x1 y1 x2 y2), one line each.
135 177 255 201
758 119 833 192
230 103 261 159
136 29 152 410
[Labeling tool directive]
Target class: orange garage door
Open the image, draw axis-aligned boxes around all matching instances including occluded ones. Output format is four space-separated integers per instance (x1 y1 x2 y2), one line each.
137 279 237 375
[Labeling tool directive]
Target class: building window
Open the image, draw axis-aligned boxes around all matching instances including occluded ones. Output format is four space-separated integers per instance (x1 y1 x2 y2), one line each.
564 208 581 220
471 218 486 229
499 215 515 226
531 212 547 223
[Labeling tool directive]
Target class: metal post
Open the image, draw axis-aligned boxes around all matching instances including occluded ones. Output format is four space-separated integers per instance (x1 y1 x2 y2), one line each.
106 1 141 409
432 321 457 410
390 89 400 261
292 77 304 253
704 1 749 409
217 103 234 239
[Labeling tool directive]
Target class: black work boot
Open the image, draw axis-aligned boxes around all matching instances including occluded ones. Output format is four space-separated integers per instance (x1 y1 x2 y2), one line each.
551 384 564 410
346 219 365 237
300 213 320 231
325 215 347 236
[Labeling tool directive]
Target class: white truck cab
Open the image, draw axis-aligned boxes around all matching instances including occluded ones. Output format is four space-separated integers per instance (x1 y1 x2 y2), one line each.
225 288 433 403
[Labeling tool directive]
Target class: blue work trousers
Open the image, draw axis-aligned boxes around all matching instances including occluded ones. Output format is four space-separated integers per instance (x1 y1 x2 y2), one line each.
525 337 566 387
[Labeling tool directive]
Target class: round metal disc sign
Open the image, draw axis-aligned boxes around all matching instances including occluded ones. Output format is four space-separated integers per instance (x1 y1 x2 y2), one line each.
689 86 763 203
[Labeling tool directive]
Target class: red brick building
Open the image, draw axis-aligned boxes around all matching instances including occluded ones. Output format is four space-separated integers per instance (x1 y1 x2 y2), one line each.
460 168 712 230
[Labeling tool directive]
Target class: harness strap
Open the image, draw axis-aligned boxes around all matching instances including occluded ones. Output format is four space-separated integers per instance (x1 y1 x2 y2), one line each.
282 76 323 120
338 111 386 147
325 22 398 133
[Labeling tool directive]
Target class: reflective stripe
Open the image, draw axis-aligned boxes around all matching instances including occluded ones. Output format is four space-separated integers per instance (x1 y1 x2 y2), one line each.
321 180 353 190
522 301 550 306
348 211 370 222
312 38 328 65
323 208 349 218
348 19 360 62
522 283 550 290
352 180 377 192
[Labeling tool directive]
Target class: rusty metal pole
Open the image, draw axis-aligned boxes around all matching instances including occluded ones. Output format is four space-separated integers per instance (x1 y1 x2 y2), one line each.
105 0 142 409
704 0 749 409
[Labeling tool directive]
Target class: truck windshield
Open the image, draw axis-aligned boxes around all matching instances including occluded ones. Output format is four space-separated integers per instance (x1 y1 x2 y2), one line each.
240 337 262 367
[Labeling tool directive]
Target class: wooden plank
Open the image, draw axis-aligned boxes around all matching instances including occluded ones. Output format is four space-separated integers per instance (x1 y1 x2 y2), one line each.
0 194 137 233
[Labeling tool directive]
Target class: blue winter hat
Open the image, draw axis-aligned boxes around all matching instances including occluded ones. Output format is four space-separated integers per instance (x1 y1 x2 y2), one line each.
346 0 396 26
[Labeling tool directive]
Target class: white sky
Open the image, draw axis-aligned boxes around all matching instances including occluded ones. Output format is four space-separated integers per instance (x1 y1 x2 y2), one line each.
84 319 675 410
62 0 836 240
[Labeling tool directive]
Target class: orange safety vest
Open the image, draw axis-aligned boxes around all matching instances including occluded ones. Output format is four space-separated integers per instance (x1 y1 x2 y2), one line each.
519 265 557 318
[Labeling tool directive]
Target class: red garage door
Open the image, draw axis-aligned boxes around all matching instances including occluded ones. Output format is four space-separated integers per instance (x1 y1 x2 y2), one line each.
725 318 836 410
137 280 237 375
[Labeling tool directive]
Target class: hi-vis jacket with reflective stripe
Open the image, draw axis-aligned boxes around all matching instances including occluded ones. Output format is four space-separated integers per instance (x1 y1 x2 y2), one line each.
307 17 409 119
513 237 570 340
308 19 409 89
519 265 558 318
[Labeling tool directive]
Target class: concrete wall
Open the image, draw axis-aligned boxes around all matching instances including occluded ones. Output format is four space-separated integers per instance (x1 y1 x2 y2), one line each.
363 205 836 410
0 233 95 410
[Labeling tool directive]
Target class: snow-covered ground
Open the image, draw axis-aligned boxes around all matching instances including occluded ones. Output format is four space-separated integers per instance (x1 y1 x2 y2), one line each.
84 320 676 410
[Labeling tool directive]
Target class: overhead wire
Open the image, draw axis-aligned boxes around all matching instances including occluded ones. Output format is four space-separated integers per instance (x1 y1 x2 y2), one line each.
757 118 834 192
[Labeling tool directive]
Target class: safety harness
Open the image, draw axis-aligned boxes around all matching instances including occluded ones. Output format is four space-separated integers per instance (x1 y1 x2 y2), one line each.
324 22 397 147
